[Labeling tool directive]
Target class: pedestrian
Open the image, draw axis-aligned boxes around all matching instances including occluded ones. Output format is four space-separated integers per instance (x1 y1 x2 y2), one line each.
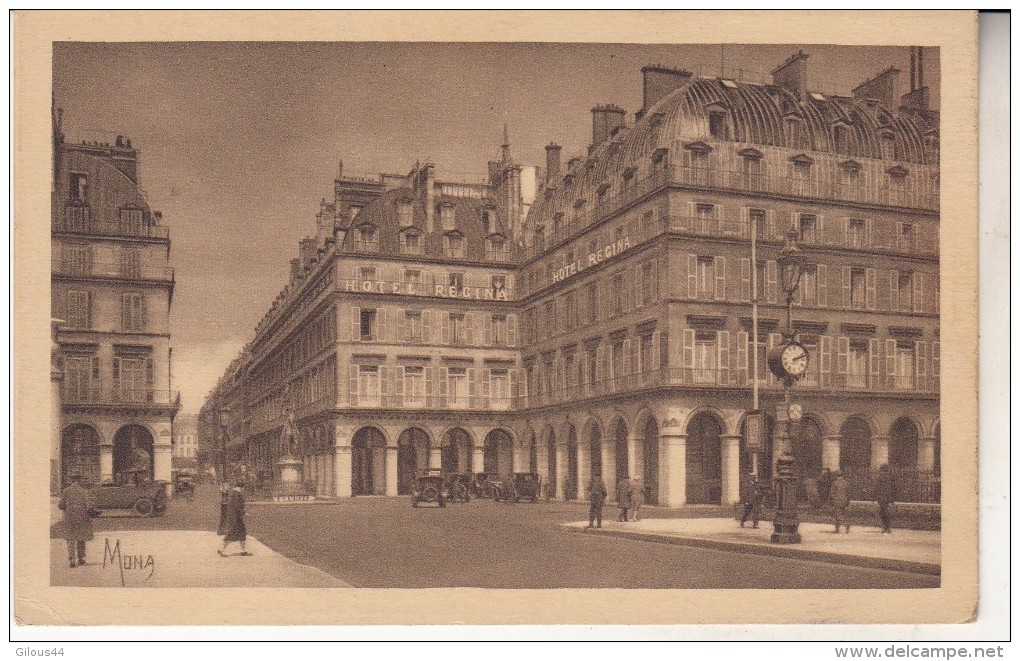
217 483 229 536
587 474 608 528
739 472 765 528
829 470 851 534
630 475 645 522
218 482 250 556
58 470 95 568
874 464 896 533
818 468 834 508
616 475 632 522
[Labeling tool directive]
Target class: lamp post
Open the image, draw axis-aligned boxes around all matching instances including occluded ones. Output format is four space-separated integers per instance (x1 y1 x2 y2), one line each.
217 406 231 483
769 229 807 544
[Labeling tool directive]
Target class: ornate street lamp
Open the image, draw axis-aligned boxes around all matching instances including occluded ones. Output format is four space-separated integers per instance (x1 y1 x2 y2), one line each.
766 229 808 544
217 406 231 483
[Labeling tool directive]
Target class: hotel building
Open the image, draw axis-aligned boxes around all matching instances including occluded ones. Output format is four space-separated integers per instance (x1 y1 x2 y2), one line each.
205 51 940 505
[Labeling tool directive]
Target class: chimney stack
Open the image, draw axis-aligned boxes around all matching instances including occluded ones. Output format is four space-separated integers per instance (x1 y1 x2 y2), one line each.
640 65 693 113
771 51 810 101
544 143 562 182
901 47 930 112
299 238 317 270
591 104 626 148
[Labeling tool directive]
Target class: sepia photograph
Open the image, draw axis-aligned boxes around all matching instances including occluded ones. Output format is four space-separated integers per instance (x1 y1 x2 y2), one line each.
13 10 985 632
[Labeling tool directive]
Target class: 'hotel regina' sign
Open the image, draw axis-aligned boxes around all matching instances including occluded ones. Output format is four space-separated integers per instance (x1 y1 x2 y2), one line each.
551 236 632 284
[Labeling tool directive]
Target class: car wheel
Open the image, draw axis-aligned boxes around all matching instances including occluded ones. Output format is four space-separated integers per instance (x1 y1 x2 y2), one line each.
421 486 439 502
134 498 154 516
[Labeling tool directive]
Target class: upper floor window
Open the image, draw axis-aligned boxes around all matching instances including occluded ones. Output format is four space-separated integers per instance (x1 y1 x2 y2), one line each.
449 313 467 345
749 209 767 239
355 225 378 252
849 267 866 309
359 266 378 281
485 235 507 261
708 112 728 140
447 368 468 405
892 340 916 390
586 283 598 323
65 290 92 329
443 232 465 258
785 118 802 147
403 366 424 405
897 222 916 252
611 273 625 315
404 311 423 342
404 269 422 285
696 256 716 299
693 330 718 383
121 292 146 332
897 271 914 311
833 124 848 153
553 213 564 235
119 248 142 278
798 214 818 243
481 209 494 235
448 272 464 292
491 275 506 293
119 208 144 234
799 264 819 306
880 133 897 160
695 203 717 232
847 218 868 248
641 262 656 305
492 315 508 346
846 339 869 389
359 309 377 341
69 173 88 202
397 201 414 227
62 244 92 275
400 229 423 255
439 204 456 231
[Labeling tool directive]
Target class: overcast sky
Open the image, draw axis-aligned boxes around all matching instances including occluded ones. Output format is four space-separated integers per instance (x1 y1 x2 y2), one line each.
52 42 939 414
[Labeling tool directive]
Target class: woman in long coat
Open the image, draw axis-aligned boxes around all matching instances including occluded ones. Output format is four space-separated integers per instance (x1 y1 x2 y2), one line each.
616 476 632 522
218 483 250 556
59 471 95 567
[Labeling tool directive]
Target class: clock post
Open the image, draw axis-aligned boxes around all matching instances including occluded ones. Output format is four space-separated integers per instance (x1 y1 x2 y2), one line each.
767 229 807 544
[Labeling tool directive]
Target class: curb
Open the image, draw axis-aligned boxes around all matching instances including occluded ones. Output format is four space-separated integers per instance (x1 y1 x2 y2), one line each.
562 525 940 576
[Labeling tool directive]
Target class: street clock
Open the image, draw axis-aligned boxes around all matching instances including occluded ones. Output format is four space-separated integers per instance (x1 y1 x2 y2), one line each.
767 340 810 380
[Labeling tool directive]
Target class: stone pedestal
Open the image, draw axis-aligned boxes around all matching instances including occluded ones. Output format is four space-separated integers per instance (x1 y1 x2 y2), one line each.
273 454 312 501
771 478 802 544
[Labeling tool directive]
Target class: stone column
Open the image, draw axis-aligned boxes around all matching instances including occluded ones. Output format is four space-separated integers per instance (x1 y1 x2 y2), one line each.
871 436 890 469
535 443 549 485
822 435 842 471
334 440 352 498
601 440 616 490
576 439 589 501
471 445 485 474
918 436 936 472
385 446 398 496
627 431 640 480
659 431 687 508
554 442 566 499
429 447 443 470
720 434 742 505
99 445 114 483
512 443 523 472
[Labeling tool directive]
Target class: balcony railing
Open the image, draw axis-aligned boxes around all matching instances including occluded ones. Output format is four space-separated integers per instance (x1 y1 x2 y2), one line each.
485 246 513 262
346 391 514 410
353 240 380 253
53 261 175 282
56 205 170 239
62 388 180 407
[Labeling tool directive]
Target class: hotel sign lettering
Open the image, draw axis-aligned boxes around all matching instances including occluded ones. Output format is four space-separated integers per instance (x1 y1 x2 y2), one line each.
551 236 631 284
342 279 510 301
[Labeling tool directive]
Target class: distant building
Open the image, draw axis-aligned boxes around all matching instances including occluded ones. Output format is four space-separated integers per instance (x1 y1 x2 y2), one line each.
51 106 180 489
172 413 199 468
204 50 939 505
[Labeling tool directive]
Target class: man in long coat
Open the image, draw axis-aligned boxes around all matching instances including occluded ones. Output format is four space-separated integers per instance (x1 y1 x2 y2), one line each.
59 471 95 567
739 472 765 528
829 470 851 534
630 475 646 521
616 476 632 522
586 475 608 528
874 464 896 533
218 483 250 556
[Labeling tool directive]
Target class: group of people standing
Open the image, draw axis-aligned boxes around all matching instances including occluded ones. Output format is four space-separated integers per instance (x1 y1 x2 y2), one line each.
585 475 646 529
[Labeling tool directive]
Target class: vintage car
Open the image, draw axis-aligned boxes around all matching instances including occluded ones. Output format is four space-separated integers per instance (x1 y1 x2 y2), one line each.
411 470 448 508
508 472 541 502
446 473 472 503
171 470 195 497
93 479 169 516
471 472 501 499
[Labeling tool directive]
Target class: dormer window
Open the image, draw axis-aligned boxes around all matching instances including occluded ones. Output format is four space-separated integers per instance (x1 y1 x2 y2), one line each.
790 154 814 179
485 234 508 262
832 122 850 154
397 200 414 227
355 224 378 252
533 225 546 252
481 208 494 235
784 116 803 147
573 198 586 210
880 131 897 160
739 149 764 188
400 228 423 255
596 183 611 200
709 112 728 140
439 203 456 231
651 147 669 171
622 167 638 190
443 231 465 259
553 212 564 235
563 172 576 186
649 112 665 129
69 173 88 203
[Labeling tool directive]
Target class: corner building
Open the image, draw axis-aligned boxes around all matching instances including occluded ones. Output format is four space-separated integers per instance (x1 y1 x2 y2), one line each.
210 51 940 506
51 108 180 490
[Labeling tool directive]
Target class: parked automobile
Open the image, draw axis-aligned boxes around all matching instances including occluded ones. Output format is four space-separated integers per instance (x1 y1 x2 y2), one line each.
411 470 448 508
446 473 472 503
472 472 501 499
93 479 168 516
509 472 541 502
171 470 195 498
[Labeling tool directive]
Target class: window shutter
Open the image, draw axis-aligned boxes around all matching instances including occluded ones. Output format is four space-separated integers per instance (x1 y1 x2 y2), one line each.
687 254 698 299
120 293 128 330
682 329 696 378
818 215 826 244
377 308 387 342
438 367 448 408
866 269 877 310
766 260 778 303
468 368 478 408
868 338 881 388
441 313 451 345
817 264 827 307
111 356 120 397
140 295 147 329
466 313 475 346
483 315 493 346
349 365 359 406
145 357 154 398
865 218 874 246
509 369 520 405
820 336 832 387
717 330 729 383
740 258 751 302
915 341 928 390
380 365 390 404
598 344 609 391
351 306 361 342
737 331 749 383
650 261 658 303
885 339 897 389
843 218 850 246
766 210 777 240
651 331 662 373
482 368 491 405
714 255 727 301
932 341 940 379
889 270 899 311
396 309 406 342
630 267 640 310
842 267 852 308
422 309 433 343
629 337 640 378
837 336 850 378
396 366 405 407
507 314 518 347
913 272 924 313
767 333 782 387
425 366 435 407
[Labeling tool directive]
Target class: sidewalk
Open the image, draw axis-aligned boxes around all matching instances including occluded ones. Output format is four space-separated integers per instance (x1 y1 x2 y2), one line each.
562 517 940 575
50 530 350 587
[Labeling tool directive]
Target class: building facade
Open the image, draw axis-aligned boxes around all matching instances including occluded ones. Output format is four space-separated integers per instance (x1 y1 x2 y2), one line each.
172 413 199 469
51 108 180 491
205 51 940 505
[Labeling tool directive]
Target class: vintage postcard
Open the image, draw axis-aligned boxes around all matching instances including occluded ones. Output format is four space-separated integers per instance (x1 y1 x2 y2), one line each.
13 10 979 627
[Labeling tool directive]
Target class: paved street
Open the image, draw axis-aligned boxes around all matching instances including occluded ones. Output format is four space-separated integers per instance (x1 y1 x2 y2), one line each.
54 483 938 589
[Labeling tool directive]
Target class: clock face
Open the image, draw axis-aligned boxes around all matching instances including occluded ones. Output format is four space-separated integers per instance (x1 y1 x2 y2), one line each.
780 342 809 377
